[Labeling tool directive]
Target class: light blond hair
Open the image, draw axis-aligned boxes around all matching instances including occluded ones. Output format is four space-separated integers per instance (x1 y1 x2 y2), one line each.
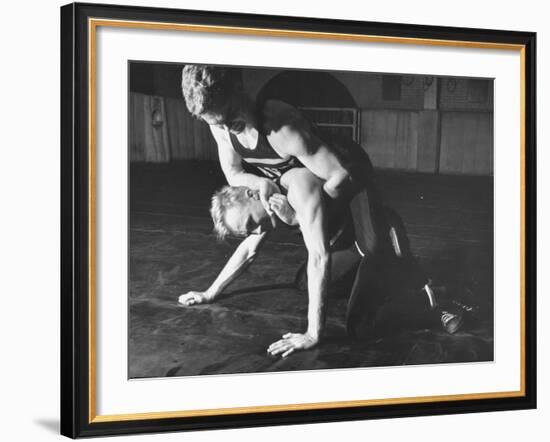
210 186 250 240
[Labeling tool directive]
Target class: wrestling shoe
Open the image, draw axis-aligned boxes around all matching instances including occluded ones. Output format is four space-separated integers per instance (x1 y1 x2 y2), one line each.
440 309 464 334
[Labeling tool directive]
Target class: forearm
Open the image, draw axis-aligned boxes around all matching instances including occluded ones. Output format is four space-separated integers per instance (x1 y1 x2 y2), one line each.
323 170 352 200
206 235 264 299
206 254 253 300
305 252 330 340
214 127 273 192
225 170 268 190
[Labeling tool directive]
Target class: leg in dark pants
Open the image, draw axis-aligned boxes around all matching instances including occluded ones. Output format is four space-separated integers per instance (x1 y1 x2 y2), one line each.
345 185 391 338
345 186 430 339
345 255 388 338
346 250 432 340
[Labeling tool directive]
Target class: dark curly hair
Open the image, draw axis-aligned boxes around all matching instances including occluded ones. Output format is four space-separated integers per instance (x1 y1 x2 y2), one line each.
181 64 243 118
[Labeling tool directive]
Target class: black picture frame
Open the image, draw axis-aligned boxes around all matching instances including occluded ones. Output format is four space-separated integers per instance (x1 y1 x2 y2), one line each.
60 2 537 438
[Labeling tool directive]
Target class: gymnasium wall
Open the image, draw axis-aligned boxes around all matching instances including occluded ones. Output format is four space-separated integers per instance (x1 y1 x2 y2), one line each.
128 63 493 176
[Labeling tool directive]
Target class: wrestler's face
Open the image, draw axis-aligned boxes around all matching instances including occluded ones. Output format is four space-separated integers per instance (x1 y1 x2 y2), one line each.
224 190 275 235
201 97 252 134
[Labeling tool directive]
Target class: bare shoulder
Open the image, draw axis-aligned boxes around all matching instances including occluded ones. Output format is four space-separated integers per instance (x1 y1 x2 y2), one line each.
209 124 231 145
260 100 315 157
284 168 323 208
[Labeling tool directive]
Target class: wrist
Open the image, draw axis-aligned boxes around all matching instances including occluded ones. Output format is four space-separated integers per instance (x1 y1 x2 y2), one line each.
287 213 298 226
305 330 321 342
204 288 218 301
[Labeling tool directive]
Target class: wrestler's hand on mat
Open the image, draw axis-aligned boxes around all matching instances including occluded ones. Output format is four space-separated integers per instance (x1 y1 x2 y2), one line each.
259 178 281 216
267 332 319 358
269 194 297 226
178 291 212 306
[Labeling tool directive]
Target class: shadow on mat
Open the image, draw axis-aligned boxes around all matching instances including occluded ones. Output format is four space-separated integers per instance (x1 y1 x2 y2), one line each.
223 282 298 297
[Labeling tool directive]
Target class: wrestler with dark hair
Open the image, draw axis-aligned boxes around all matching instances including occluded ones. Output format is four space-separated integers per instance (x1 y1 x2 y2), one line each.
181 64 300 213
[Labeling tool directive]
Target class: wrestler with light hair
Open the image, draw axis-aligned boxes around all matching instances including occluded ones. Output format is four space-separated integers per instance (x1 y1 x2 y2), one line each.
179 167 463 358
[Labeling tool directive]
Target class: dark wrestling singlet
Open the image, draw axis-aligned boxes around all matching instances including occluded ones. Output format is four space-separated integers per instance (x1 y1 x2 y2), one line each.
228 128 302 186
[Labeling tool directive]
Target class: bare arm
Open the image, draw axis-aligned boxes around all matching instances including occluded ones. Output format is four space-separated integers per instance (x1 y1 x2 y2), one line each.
294 183 330 341
178 233 267 305
263 103 352 200
211 126 280 212
268 194 298 226
267 171 329 357
279 127 352 199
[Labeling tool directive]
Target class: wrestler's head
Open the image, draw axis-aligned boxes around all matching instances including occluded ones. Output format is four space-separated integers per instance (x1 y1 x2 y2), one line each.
210 186 276 239
181 65 253 134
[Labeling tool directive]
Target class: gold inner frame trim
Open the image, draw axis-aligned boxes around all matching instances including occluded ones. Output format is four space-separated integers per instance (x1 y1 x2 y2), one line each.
87 17 527 424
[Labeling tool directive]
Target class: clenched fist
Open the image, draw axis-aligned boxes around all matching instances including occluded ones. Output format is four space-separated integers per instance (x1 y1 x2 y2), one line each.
178 291 211 306
268 194 297 226
258 179 281 215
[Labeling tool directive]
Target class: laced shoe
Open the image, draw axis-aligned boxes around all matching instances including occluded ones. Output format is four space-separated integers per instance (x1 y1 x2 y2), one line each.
440 309 464 334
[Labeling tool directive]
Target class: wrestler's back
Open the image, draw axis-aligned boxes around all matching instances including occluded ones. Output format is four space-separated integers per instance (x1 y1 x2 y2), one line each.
261 99 374 186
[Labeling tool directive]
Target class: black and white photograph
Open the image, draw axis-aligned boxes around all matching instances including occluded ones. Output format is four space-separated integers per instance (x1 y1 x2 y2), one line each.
128 62 494 379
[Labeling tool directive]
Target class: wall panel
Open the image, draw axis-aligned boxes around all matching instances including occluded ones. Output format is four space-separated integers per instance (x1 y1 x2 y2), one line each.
131 92 218 162
360 110 418 170
440 112 493 175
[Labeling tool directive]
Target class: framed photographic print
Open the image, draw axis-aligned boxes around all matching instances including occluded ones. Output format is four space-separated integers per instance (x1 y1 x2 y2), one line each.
60 2 536 438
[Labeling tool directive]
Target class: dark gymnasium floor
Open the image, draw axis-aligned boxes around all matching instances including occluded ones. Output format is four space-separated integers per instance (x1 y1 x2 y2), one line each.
129 161 494 378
